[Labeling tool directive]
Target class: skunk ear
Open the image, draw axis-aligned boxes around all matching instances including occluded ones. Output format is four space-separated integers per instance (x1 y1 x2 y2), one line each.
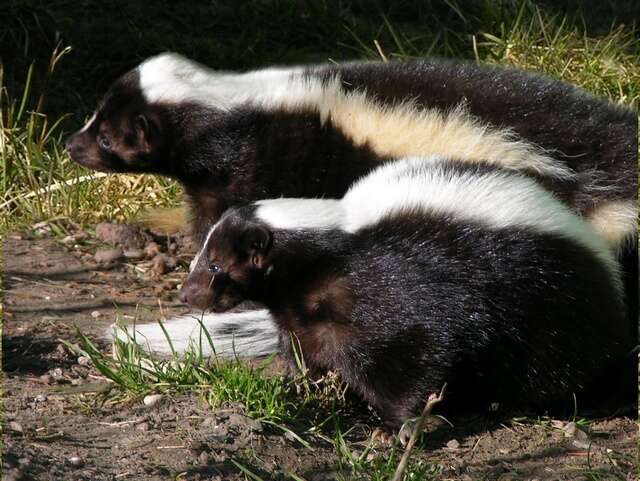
134 114 157 151
243 225 273 269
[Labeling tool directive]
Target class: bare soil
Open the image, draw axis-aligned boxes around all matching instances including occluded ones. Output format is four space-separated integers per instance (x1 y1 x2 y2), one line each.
2 224 637 481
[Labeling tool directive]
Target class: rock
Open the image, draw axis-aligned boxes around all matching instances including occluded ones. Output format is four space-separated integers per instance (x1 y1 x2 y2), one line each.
68 456 83 467
572 439 590 450
90 311 101 318
136 422 150 432
9 421 23 433
62 235 75 244
123 248 145 260
143 394 164 407
144 242 162 259
446 438 460 450
50 367 64 378
151 254 167 276
198 451 210 466
34 394 48 403
94 247 123 263
227 413 262 433
71 378 85 386
77 356 92 366
562 421 589 442
95 223 150 249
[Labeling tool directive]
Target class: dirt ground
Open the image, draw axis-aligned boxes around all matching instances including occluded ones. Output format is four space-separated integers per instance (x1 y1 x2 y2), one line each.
2 224 638 481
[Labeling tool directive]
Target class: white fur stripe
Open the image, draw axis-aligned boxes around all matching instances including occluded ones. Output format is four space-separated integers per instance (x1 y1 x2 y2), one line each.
341 157 622 294
255 198 344 230
137 53 573 181
109 309 278 358
587 200 638 252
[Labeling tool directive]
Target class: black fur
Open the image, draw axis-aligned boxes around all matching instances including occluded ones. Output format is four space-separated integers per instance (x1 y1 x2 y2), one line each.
182 203 630 431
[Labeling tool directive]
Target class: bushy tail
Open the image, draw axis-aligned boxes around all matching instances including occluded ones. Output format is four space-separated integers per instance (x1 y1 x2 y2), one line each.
109 309 280 358
137 205 190 235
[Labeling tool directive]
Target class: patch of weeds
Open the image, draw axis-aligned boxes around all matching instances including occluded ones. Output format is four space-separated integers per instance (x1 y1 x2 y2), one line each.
0 51 181 233
329 422 442 481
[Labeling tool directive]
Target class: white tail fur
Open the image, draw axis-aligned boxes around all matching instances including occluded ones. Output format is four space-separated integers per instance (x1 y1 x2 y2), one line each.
109 309 279 358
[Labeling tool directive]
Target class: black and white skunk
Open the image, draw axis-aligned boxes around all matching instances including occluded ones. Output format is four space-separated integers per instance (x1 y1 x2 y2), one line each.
65 53 637 250
175 157 629 430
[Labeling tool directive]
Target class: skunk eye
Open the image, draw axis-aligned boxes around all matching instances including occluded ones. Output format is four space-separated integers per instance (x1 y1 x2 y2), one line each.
98 134 112 150
209 263 221 274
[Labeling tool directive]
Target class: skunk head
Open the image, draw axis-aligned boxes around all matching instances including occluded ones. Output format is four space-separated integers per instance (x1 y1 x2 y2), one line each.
180 209 273 312
65 69 169 174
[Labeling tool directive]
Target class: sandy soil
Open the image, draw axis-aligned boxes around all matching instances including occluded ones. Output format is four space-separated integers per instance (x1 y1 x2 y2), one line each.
2 224 637 481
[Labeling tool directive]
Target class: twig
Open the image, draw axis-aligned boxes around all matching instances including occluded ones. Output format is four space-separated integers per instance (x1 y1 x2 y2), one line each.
374 39 388 62
391 383 446 481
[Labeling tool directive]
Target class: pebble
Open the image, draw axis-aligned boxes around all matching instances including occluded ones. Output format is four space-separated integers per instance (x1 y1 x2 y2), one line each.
94 247 123 263
123 248 145 260
90 311 101 318
68 456 83 467
71 378 85 386
34 394 48 403
77 355 92 366
50 367 64 378
95 222 149 249
143 394 164 407
144 242 161 259
151 254 167 275
62 235 75 244
446 438 460 450
562 421 589 442
9 421 23 433
136 422 150 432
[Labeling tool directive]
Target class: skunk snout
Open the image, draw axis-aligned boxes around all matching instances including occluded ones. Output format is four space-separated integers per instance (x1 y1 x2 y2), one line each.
179 279 212 310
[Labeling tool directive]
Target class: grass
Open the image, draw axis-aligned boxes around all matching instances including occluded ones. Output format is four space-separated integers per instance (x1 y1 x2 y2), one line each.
65 313 443 479
1 1 639 232
3 1 639 479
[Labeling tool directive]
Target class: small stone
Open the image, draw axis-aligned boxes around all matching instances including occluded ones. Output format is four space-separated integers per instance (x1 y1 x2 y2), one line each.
50 367 64 378
34 394 48 403
151 254 169 276
62 235 75 244
143 394 164 407
71 378 85 386
94 247 123 263
572 439 590 450
68 456 83 467
77 356 91 366
136 422 150 432
562 421 589 442
144 242 161 259
446 438 460 450
9 421 23 433
198 451 209 466
95 223 149 249
551 420 565 429
90 311 101 318
38 374 53 385
123 248 145 260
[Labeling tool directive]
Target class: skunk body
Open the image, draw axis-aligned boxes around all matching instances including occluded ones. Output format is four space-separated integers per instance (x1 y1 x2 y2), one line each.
66 53 636 249
179 158 629 428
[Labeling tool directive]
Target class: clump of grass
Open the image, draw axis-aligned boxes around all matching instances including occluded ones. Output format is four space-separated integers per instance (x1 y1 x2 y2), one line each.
474 3 640 104
0 48 181 232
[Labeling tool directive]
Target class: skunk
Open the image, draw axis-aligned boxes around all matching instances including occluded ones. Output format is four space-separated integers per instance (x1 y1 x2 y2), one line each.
65 53 636 250
177 157 629 430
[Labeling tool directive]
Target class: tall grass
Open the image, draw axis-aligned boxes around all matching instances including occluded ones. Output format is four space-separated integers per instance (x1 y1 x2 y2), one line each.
0 48 180 232
1 2 638 232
